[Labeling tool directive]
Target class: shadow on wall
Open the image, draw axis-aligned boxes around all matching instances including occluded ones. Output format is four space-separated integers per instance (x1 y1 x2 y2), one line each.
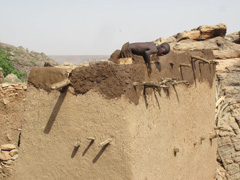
71 140 109 163
82 140 94 157
44 87 67 134
92 144 109 163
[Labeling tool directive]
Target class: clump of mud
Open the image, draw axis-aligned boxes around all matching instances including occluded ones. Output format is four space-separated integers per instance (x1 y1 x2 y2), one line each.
28 67 68 92
69 64 146 104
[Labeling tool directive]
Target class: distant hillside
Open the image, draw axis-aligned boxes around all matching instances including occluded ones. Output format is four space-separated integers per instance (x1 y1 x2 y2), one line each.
0 42 58 78
49 55 109 64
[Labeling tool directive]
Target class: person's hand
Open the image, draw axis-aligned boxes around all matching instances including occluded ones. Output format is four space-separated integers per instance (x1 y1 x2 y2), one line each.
147 66 152 77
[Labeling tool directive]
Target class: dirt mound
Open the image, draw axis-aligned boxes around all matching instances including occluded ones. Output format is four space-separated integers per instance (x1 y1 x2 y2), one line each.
70 64 146 104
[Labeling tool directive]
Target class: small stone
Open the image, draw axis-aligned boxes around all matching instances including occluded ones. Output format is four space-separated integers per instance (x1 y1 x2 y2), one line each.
68 86 76 95
9 149 18 157
1 151 11 160
14 86 23 90
230 122 240 135
0 153 7 161
74 141 80 148
2 160 14 165
233 156 240 163
218 137 232 146
11 154 18 161
2 99 9 105
232 109 240 117
1 166 12 175
235 116 240 122
234 143 240 151
6 133 12 141
1 144 16 151
7 85 15 90
1 83 9 88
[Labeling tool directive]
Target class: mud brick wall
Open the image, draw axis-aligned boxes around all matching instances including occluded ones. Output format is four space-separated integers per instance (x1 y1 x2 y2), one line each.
12 50 218 180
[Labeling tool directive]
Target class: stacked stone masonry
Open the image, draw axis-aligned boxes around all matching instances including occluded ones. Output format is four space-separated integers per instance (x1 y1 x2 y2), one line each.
216 58 240 180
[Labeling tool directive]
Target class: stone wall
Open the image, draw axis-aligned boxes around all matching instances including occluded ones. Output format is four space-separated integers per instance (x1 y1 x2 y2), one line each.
0 82 27 178
215 58 240 180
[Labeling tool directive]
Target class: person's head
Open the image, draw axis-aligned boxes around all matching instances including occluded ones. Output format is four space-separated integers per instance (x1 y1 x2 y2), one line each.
157 43 170 56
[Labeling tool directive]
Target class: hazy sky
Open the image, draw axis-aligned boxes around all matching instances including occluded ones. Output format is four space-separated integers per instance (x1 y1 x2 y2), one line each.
0 0 239 55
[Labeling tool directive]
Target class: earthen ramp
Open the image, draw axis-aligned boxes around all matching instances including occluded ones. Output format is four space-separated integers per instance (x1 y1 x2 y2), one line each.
13 50 218 180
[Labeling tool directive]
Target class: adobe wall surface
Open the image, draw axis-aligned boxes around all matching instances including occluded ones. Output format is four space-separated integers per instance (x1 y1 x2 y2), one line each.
12 50 217 180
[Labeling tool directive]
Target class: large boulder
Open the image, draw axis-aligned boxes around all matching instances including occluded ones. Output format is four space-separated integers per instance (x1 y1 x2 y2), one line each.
175 30 201 42
225 31 240 44
161 23 227 42
154 36 177 46
197 23 227 39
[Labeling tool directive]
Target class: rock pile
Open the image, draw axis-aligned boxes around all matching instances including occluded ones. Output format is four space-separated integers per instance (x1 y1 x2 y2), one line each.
174 23 227 41
0 83 27 105
0 82 26 155
0 144 18 178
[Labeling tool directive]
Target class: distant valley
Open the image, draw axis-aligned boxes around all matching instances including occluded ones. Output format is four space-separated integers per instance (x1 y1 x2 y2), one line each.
49 55 110 64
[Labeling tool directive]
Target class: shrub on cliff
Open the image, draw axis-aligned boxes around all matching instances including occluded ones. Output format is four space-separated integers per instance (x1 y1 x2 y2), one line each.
0 49 25 80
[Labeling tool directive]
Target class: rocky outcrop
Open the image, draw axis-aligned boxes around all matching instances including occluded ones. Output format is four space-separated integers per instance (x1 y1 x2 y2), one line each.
0 42 58 78
153 23 240 60
155 23 227 43
197 23 227 40
225 32 240 44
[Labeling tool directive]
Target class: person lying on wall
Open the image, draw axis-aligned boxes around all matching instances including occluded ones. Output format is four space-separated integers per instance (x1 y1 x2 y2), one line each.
120 42 170 75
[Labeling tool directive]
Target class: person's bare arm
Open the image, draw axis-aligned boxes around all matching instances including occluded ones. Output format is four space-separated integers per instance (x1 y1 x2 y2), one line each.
144 49 157 73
